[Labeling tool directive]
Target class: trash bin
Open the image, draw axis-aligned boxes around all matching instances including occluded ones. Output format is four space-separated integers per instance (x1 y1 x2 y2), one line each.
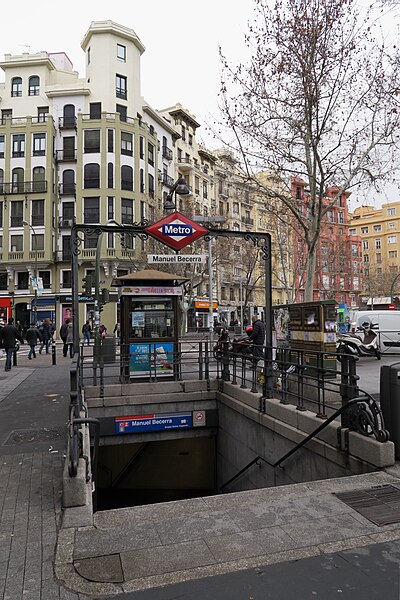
101 335 116 364
380 363 400 458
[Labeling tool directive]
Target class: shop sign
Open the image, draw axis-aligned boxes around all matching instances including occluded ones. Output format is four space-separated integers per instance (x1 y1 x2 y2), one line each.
120 286 182 296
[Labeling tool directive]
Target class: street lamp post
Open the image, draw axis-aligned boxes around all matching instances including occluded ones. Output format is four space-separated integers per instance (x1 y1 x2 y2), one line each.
163 176 190 211
23 220 38 325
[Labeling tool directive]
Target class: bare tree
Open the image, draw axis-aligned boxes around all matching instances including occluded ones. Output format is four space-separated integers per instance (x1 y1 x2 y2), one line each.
220 0 400 300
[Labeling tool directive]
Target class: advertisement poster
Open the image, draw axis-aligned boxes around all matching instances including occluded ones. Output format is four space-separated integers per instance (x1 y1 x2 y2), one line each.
131 311 145 328
62 305 73 324
129 342 174 377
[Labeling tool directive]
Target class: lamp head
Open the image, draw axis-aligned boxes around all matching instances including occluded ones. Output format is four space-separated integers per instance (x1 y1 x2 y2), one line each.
175 176 190 196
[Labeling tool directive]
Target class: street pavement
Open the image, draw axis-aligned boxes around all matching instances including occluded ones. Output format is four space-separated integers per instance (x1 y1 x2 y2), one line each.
1 344 400 598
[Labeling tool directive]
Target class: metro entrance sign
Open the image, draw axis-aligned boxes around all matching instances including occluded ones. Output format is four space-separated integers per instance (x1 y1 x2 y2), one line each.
145 211 208 251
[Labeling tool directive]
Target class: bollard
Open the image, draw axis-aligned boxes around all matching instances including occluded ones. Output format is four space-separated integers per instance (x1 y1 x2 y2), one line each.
13 349 17 366
51 339 56 365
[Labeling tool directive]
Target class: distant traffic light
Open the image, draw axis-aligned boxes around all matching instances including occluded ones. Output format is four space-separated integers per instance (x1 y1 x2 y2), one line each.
101 288 109 304
82 274 93 295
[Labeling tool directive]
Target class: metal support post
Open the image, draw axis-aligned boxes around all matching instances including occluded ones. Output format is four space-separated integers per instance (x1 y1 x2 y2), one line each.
51 338 56 365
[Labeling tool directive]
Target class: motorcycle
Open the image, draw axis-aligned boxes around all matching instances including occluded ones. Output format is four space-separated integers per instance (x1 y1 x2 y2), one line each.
213 326 254 360
337 321 381 360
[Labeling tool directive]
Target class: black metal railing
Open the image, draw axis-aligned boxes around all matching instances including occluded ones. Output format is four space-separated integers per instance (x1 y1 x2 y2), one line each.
1 180 47 194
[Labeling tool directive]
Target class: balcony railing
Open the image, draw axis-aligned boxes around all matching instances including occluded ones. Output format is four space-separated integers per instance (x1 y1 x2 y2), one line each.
158 171 175 188
58 217 76 229
81 112 136 125
54 251 72 263
241 216 254 226
8 251 24 261
55 149 77 162
162 146 173 160
29 251 45 260
1 181 48 194
59 183 76 195
58 117 77 129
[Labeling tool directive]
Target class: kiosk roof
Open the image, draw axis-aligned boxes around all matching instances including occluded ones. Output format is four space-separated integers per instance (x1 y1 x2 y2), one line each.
112 269 190 285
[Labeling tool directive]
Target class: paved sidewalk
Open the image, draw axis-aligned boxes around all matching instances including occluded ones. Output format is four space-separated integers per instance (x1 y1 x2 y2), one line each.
2 348 400 598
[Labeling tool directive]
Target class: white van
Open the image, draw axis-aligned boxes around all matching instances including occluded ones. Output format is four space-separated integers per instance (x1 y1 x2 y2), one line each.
352 310 400 354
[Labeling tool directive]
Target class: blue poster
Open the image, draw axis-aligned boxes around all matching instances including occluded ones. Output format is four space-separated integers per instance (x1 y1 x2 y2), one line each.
115 412 193 434
129 342 174 376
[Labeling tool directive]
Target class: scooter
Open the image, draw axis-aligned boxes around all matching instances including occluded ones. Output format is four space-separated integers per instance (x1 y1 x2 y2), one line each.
337 321 381 360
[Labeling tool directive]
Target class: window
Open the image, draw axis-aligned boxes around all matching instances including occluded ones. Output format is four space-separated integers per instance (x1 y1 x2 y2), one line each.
338 212 344 224
84 163 100 189
116 74 127 100
0 272 6 290
230 288 235 301
38 270 51 289
362 240 369 250
188 133 193 146
61 270 72 288
195 176 200 195
10 235 23 251
388 207 396 216
62 202 75 221
89 103 101 120
117 44 126 61
361 227 369 234
12 134 25 158
389 222 396 229
87 47 91 64
363 254 369 263
28 76 39 96
11 77 22 97
121 165 133 191
139 136 144 159
107 129 114 152
84 130 100 153
107 197 114 221
37 107 48 123
121 131 133 156
373 225 382 232
33 133 46 156
181 126 186 141
107 232 115 249
116 104 127 122
388 235 397 244
0 170 3 195
375 238 381 249
12 168 24 193
148 142 154 166
1 109 12 124
62 237 71 261
32 166 46 192
62 170 75 195
83 197 100 223
10 201 23 227
107 162 114 188
63 104 75 127
31 234 44 251
17 272 29 289
0 135 4 158
148 173 155 198
203 181 208 199
121 198 133 224
140 169 144 193
376 253 382 263
389 250 398 258
31 199 44 226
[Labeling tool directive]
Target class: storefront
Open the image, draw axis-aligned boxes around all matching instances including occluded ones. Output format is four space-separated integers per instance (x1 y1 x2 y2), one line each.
0 297 12 324
191 300 218 331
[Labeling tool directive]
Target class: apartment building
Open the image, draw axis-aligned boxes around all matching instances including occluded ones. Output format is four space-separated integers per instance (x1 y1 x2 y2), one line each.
349 202 400 298
0 21 176 331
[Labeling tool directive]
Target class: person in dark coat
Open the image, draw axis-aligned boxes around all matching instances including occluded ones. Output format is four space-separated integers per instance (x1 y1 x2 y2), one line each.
25 325 42 359
248 314 266 360
60 319 70 357
39 318 54 354
0 318 24 371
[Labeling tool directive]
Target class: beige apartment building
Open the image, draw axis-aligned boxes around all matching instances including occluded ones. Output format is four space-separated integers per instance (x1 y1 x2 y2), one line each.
349 202 400 298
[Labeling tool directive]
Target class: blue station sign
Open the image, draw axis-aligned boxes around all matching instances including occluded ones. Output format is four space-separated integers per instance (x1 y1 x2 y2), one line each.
115 412 193 434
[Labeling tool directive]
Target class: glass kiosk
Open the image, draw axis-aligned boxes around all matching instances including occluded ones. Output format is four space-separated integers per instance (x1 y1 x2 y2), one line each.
113 270 188 382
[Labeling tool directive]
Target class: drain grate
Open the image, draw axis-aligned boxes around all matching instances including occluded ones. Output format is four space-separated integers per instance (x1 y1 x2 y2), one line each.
3 427 64 446
335 485 400 526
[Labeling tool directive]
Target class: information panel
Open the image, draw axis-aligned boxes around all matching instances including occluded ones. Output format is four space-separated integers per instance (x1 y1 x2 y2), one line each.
129 342 174 376
115 413 193 434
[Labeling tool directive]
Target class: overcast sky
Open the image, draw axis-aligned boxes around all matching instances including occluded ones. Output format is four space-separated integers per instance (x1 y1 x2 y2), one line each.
0 0 399 207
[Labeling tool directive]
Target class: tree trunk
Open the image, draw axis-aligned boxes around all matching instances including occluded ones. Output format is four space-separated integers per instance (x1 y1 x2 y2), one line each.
304 244 317 302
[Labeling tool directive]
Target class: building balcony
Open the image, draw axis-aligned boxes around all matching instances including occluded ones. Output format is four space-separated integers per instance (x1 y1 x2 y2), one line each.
54 251 72 263
162 146 173 160
1 181 48 194
8 251 24 261
177 158 193 172
55 149 77 162
58 217 76 229
59 183 76 196
241 216 254 226
58 117 77 129
29 250 45 260
158 171 175 188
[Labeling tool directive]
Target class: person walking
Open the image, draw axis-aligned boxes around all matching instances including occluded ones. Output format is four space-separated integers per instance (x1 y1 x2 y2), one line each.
60 319 70 357
0 318 24 372
39 318 54 354
66 320 74 358
25 324 42 360
248 314 266 383
82 320 91 346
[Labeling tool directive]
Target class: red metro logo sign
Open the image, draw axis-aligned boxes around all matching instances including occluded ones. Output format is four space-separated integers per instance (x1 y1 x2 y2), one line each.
145 212 208 251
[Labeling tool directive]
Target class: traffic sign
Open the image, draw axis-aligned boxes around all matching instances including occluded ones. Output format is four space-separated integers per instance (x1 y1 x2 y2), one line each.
145 212 208 251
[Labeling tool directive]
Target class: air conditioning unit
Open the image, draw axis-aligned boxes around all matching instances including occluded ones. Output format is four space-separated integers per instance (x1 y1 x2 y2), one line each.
61 219 73 227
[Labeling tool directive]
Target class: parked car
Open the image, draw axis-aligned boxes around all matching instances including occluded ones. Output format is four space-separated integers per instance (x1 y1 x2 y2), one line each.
350 310 400 354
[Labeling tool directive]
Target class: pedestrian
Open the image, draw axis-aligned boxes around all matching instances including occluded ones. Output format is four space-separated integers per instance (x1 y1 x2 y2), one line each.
99 323 107 339
39 318 54 354
248 314 266 360
82 320 92 346
0 317 24 372
25 324 42 360
66 320 74 358
60 319 70 357
16 320 24 339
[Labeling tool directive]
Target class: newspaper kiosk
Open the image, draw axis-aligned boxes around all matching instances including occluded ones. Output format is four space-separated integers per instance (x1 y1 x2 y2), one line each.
113 270 188 382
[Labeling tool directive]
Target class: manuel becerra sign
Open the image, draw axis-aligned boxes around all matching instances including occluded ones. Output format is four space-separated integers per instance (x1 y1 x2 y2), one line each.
145 211 208 251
